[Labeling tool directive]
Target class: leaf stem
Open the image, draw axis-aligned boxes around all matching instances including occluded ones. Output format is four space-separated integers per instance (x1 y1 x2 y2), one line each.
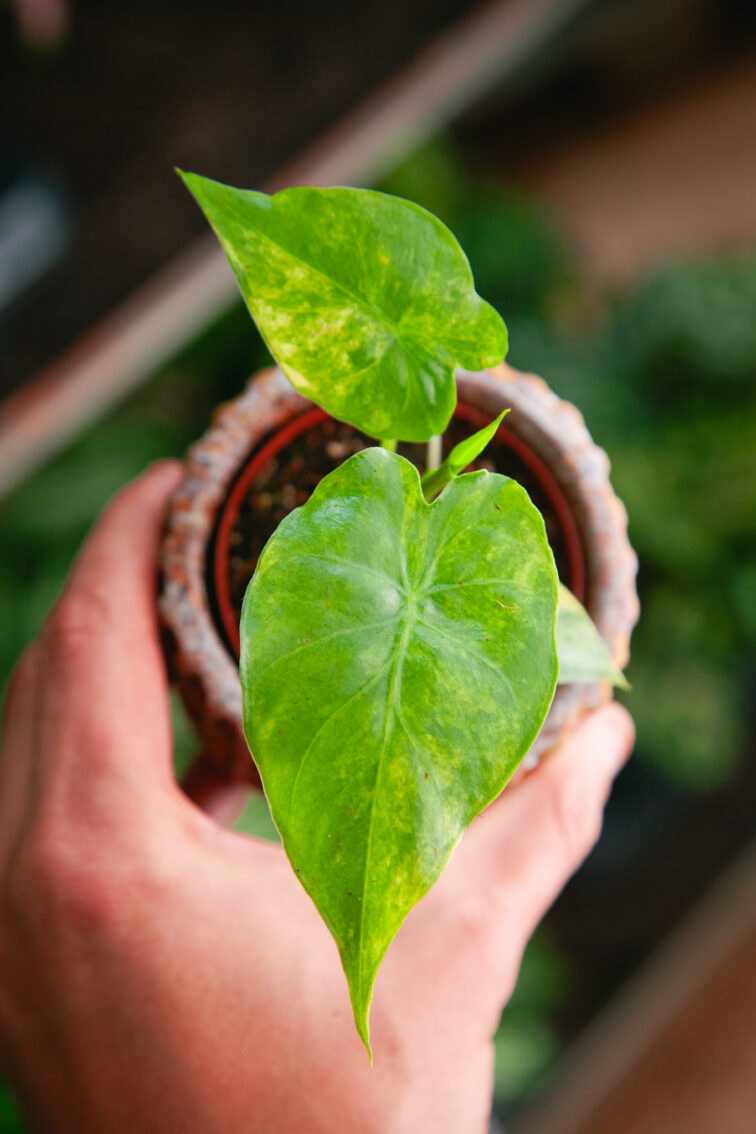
380 438 398 452
426 434 442 472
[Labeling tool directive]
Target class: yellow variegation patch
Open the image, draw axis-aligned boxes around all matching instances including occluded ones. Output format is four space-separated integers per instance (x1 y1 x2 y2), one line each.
179 173 508 440
240 449 558 1051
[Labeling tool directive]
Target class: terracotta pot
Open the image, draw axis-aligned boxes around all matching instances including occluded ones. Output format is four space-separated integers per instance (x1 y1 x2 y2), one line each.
159 363 639 785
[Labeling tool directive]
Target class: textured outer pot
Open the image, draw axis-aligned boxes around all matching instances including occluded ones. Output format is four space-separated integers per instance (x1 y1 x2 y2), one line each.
159 363 639 784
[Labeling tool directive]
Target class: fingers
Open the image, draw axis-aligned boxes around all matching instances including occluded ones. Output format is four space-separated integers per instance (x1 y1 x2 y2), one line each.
451 703 635 933
385 704 633 1038
33 461 183 796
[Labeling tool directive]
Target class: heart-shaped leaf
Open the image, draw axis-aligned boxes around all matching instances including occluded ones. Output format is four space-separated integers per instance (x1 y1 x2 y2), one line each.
556 583 629 688
180 172 508 441
240 448 558 1051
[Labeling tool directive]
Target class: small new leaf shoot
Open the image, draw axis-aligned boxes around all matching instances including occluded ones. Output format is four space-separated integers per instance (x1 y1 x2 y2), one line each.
421 410 509 501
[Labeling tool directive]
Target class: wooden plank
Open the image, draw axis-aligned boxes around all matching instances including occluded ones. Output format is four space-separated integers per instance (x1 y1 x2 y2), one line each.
515 51 756 284
513 838 756 1134
577 926 756 1134
0 0 584 500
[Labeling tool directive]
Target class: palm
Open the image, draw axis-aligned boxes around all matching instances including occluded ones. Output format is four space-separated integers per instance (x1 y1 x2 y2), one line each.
0 463 633 1134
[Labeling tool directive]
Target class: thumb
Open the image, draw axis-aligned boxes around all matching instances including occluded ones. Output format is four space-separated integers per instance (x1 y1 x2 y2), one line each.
448 702 635 934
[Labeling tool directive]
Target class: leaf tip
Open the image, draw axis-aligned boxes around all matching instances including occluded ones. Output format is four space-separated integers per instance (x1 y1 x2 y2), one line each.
176 167 203 198
351 994 374 1061
346 961 377 1062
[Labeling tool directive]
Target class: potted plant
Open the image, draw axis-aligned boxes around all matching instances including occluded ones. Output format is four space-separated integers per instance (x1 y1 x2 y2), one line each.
159 173 638 1054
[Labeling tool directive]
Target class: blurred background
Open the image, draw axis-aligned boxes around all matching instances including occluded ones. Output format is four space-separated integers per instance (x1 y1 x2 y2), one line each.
1 0 755 1130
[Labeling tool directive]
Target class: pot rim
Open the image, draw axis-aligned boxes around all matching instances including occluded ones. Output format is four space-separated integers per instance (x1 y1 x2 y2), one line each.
159 363 639 782
212 401 587 659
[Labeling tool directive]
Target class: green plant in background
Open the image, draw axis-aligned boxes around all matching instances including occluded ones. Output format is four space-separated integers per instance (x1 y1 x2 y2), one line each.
493 931 573 1107
594 259 756 790
182 172 624 1052
0 306 270 707
382 139 756 794
0 1085 23 1134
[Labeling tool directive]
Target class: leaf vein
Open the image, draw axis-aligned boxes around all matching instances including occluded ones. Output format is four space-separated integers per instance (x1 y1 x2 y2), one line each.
287 665 390 814
394 704 445 802
252 615 399 684
291 552 401 589
420 514 488 588
416 617 515 700
426 578 522 595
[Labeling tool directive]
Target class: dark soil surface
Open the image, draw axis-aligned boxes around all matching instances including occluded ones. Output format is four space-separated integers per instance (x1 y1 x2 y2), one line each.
217 410 575 649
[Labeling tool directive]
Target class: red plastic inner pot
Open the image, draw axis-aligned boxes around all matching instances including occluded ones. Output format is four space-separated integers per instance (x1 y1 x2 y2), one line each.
212 405 586 659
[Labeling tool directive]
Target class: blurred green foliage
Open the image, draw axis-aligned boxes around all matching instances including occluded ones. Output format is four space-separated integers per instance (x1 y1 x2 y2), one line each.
233 789 282 843
0 136 754 1124
493 932 572 1106
383 137 572 323
384 138 756 791
385 138 756 1114
0 1085 23 1134
603 277 756 789
0 305 269 700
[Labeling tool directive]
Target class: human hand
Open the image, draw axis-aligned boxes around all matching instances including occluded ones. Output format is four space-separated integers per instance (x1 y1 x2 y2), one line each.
0 463 634 1133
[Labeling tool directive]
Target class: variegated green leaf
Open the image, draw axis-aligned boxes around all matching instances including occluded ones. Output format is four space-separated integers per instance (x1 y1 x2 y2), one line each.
240 448 558 1052
179 172 507 441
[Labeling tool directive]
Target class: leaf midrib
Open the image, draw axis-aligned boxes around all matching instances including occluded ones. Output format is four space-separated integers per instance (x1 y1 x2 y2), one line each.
355 610 414 1002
